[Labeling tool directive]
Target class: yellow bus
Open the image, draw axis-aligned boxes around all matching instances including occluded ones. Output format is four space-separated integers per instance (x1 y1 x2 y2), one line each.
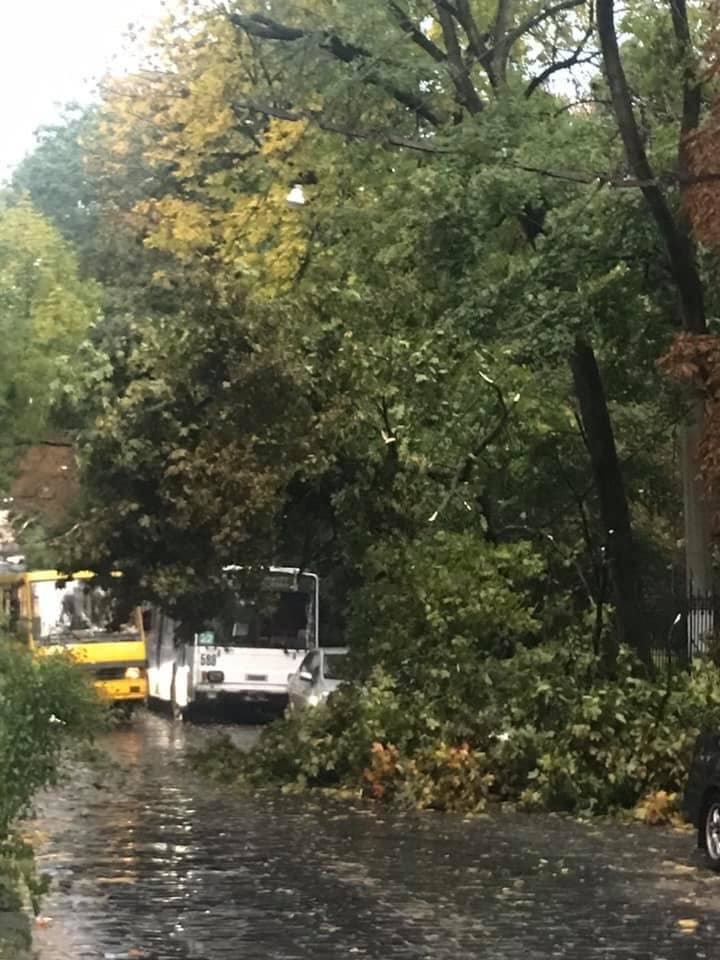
0 569 147 710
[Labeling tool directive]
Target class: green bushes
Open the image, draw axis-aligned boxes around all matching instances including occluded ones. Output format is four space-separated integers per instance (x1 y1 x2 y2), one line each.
195 644 720 817
212 669 415 789
0 636 103 939
347 533 547 678
0 640 103 839
481 645 720 813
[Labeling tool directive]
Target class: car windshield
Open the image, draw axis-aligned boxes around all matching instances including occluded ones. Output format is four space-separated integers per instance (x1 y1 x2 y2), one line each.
32 579 138 644
323 654 349 680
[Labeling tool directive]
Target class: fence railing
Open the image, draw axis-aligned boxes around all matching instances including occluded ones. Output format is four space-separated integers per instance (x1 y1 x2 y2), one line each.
650 590 719 671
686 591 719 657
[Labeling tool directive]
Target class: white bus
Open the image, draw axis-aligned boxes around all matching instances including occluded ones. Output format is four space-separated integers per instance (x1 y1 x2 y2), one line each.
146 566 319 717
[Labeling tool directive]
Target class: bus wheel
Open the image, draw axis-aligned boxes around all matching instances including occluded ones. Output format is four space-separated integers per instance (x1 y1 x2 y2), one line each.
114 703 134 723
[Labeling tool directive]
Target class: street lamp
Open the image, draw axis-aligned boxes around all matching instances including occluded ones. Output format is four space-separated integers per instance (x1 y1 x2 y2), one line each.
286 184 306 207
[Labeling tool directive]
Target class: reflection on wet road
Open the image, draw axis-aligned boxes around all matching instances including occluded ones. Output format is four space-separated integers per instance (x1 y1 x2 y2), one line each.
31 711 720 959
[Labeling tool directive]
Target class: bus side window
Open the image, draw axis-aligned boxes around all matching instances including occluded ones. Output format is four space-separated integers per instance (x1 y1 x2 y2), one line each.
0 586 8 626
0 585 21 637
0 587 9 630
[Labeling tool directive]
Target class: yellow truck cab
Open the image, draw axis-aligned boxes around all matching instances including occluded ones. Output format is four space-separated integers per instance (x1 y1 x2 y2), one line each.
0 569 147 709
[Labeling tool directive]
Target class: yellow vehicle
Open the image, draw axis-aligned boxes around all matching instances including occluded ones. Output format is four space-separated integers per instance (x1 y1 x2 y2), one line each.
0 569 147 709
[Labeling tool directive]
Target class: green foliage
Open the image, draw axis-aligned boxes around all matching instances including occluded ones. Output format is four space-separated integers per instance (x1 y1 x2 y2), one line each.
0 834 50 918
195 645 720 817
0 200 100 496
194 667 418 788
348 531 546 670
0 637 104 940
13 518 55 571
0 850 33 959
0 639 104 838
479 646 720 813
59 300 322 612
11 106 101 265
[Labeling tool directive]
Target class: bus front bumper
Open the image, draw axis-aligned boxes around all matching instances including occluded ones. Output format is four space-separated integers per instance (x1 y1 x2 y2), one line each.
95 677 148 704
194 684 288 706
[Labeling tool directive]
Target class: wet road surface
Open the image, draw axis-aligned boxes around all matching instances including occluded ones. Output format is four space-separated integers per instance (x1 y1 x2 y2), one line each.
30 711 720 959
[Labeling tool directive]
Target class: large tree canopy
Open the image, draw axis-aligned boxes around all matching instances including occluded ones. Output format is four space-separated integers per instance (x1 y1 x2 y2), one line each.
11 0 719 657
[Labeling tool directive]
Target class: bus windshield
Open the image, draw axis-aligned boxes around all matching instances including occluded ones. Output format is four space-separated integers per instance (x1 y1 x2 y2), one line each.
198 585 313 650
31 579 139 645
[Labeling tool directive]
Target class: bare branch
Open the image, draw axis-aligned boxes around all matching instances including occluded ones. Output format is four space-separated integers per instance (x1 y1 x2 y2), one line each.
510 159 720 188
383 85 444 126
229 12 443 126
454 0 495 78
228 13 305 42
525 22 595 96
434 1 485 113
385 0 447 62
504 0 586 53
0 439 74 449
492 0 513 84
668 0 702 210
378 396 398 446
231 100 449 153
234 99 720 186
596 0 705 333
428 372 512 523
553 96 610 115
668 0 701 136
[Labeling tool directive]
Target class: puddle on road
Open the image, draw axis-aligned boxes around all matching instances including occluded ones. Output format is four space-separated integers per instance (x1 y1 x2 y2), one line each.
29 712 720 959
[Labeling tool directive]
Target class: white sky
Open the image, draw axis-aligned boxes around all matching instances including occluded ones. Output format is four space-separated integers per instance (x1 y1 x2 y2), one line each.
0 0 168 180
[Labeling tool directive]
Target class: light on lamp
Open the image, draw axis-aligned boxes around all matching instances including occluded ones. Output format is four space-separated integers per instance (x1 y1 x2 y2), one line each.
286 184 306 207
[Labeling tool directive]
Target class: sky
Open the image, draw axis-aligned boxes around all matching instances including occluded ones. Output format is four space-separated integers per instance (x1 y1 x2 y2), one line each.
1 0 168 180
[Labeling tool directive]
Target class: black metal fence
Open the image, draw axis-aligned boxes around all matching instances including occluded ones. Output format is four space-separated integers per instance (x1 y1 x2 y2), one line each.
649 589 720 671
686 591 720 656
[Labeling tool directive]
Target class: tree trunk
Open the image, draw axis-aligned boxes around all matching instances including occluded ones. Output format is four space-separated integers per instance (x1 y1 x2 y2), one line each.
570 335 651 671
682 399 714 593
596 0 714 609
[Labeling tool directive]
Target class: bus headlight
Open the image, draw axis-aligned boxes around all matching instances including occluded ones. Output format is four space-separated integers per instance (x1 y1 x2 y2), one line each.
125 667 142 680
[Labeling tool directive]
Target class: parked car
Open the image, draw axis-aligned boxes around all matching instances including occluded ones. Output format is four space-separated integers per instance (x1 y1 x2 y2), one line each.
287 646 349 711
683 732 720 869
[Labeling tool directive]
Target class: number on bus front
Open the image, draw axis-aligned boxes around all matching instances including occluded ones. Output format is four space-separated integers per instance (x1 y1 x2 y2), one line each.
200 653 217 666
